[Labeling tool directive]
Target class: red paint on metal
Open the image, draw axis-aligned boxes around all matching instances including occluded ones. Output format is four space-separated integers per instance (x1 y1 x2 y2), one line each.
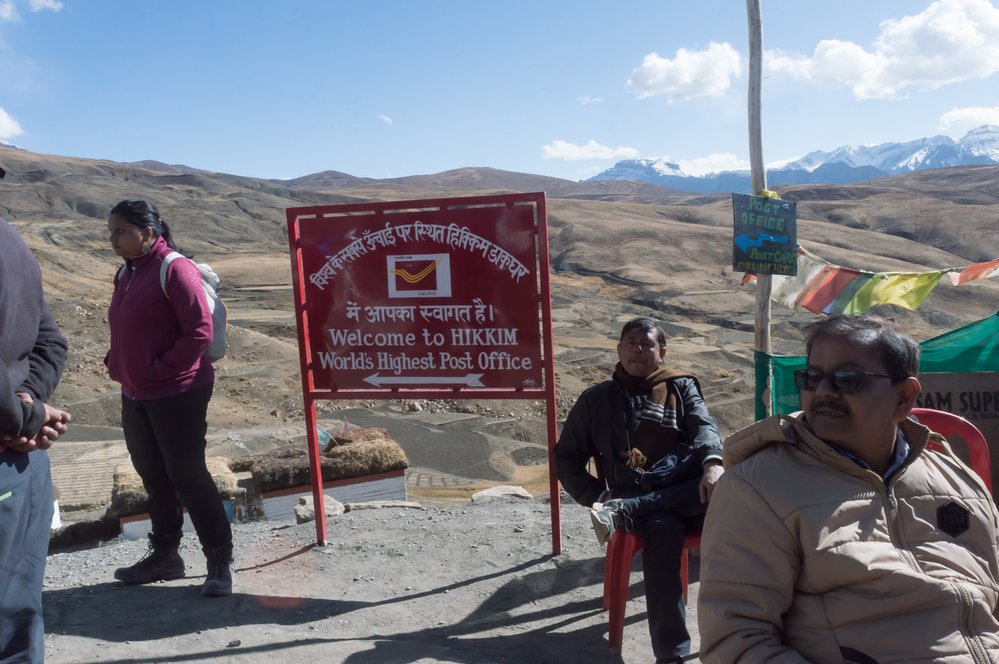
286 193 560 552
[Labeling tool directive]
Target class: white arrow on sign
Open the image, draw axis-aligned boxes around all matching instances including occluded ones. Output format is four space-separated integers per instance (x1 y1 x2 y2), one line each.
363 373 485 387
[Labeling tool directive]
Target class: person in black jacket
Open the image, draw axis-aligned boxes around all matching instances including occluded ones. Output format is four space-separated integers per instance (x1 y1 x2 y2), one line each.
0 163 72 663
553 317 723 664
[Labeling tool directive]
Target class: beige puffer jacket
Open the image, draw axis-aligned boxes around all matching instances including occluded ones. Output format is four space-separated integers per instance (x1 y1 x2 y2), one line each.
698 414 999 664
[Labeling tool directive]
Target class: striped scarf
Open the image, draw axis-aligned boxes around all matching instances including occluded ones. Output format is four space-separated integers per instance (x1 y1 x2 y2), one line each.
614 363 697 469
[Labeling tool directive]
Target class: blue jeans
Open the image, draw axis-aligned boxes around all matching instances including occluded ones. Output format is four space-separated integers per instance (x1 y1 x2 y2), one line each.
617 476 705 522
0 449 52 664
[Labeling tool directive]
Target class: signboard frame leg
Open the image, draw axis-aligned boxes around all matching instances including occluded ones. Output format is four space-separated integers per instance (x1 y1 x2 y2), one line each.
303 395 328 545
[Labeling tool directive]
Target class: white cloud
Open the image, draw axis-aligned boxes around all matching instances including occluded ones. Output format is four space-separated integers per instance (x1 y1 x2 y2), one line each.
29 0 61 10
576 96 603 106
1 0 62 21
677 153 750 177
378 114 392 125
938 105 999 135
765 0 999 100
541 139 640 161
0 0 19 20
628 42 741 102
0 106 24 139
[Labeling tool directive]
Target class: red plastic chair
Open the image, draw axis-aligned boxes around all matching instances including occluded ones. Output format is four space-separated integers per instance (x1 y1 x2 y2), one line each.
590 455 701 654
911 408 991 491
601 528 701 654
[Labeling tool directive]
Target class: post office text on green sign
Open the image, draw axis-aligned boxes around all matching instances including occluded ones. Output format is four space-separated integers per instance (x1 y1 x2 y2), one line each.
740 196 788 231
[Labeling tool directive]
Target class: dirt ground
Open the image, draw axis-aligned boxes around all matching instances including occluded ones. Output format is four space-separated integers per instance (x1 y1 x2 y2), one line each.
43 498 702 664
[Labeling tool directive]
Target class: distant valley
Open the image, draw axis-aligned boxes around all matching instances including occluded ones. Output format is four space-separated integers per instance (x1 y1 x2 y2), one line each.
1 145 996 494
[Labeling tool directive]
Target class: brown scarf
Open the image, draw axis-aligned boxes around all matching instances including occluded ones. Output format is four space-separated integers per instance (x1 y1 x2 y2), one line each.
614 363 697 469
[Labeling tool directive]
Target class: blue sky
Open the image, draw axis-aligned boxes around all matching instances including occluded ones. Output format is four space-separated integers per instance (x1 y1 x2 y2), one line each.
1 0 998 181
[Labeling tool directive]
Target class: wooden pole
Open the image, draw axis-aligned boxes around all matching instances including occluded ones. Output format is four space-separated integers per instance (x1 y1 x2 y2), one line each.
747 0 772 416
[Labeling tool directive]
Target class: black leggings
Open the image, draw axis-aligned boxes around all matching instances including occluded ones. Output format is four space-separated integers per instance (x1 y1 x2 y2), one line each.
121 383 231 551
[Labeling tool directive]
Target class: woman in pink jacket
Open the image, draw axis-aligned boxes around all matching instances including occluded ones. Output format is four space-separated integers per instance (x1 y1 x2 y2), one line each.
105 199 233 597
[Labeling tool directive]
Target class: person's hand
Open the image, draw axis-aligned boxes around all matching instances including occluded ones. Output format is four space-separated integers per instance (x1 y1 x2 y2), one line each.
699 461 724 503
15 391 33 405
0 433 34 452
35 403 71 449
0 403 71 452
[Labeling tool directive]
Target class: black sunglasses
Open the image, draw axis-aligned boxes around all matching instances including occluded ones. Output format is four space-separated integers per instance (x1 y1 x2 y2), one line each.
794 369 895 393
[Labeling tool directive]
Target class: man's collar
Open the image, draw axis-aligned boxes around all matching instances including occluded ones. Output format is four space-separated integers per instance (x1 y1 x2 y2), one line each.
828 430 910 479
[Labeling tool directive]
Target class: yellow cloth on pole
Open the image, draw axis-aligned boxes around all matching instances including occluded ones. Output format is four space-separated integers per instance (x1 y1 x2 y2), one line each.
842 271 946 314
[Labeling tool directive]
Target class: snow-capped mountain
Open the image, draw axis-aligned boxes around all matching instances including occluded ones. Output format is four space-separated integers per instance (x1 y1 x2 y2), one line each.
588 126 999 193
599 158 686 181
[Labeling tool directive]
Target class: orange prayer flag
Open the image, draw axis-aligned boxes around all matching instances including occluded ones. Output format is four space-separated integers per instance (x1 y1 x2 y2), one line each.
953 258 999 285
797 267 863 314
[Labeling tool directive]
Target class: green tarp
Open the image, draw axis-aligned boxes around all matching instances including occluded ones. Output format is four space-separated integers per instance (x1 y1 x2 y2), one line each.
920 312 999 373
757 312 999 417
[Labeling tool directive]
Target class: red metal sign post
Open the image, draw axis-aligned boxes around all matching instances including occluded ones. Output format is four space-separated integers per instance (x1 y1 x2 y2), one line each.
286 193 562 553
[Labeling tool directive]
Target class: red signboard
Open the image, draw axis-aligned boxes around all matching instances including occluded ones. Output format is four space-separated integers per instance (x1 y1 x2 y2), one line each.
286 193 562 553
293 199 543 392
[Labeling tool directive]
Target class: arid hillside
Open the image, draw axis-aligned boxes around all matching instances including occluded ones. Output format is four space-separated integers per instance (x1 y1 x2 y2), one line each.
2 145 996 500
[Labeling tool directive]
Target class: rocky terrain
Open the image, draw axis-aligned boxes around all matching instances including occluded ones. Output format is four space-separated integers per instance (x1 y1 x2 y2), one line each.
2 145 997 512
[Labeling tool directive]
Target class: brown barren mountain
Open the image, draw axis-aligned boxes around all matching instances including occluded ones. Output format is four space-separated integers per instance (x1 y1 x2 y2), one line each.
2 145 996 510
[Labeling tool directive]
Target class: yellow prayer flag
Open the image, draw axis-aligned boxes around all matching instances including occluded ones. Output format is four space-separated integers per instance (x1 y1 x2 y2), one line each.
870 272 946 311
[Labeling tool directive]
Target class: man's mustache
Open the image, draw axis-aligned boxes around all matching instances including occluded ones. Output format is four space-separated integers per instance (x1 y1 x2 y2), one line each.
809 399 849 415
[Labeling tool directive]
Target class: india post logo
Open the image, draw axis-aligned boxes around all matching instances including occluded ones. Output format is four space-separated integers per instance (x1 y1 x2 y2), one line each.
387 254 452 298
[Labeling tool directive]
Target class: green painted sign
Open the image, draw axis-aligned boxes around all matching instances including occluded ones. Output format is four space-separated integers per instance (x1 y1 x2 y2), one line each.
732 193 797 275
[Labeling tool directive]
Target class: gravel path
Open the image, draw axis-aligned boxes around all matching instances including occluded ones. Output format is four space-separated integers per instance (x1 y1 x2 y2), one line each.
43 498 703 663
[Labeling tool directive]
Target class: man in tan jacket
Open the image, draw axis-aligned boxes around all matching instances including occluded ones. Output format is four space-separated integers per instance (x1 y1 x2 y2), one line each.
698 314 999 663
